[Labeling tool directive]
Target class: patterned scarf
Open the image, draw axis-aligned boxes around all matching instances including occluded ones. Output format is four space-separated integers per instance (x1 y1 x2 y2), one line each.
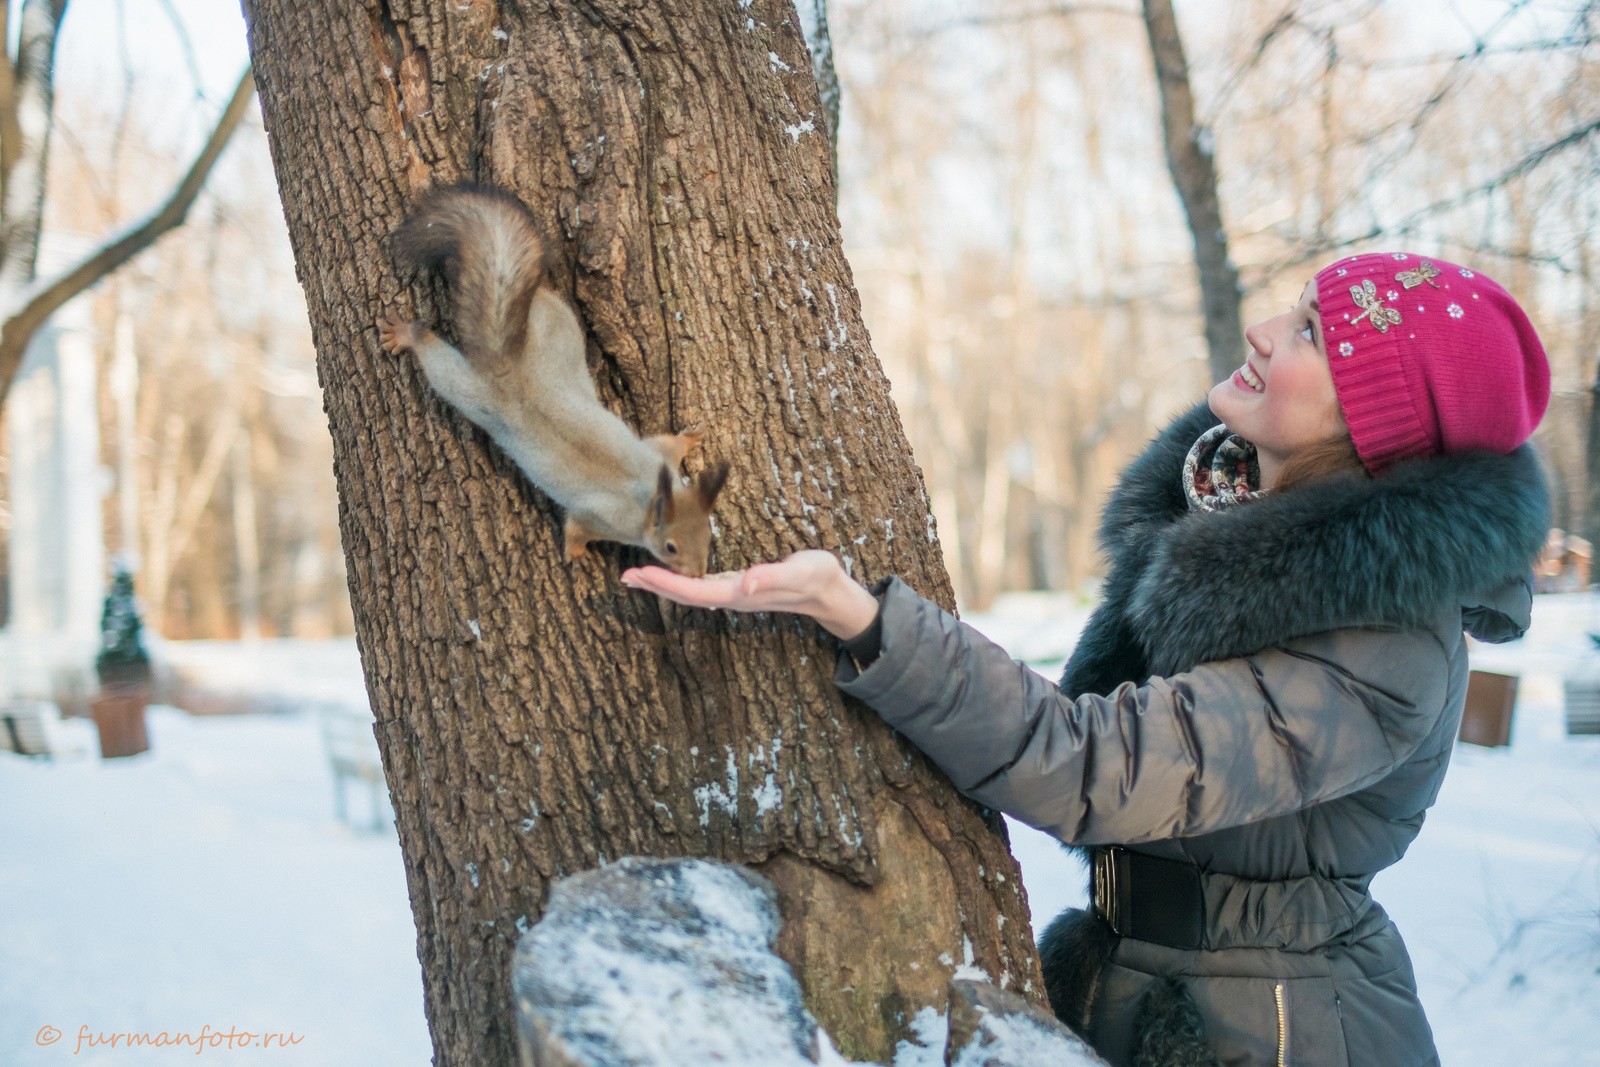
1183 423 1266 512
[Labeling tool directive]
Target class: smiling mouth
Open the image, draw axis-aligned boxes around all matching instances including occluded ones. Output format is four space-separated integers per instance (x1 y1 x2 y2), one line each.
1237 361 1265 392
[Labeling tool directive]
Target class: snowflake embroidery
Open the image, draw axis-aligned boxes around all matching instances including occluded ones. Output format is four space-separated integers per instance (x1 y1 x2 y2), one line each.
1391 253 1409 260
1447 303 1464 319
1339 342 1354 357
1459 268 1475 278
1335 268 1348 277
1387 289 1400 301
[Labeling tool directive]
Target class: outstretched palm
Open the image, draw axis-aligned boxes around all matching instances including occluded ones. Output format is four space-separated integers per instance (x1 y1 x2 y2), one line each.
622 549 878 639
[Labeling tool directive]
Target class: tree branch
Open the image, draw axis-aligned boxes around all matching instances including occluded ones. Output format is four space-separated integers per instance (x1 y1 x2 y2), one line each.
0 0 69 278
908 3 1138 40
0 65 256 404
1310 0 1534 229
1276 114 1600 270
154 0 208 101
1141 0 1242 384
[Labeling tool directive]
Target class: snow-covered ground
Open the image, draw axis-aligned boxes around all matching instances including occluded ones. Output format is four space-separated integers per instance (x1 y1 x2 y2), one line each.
2 595 1596 1065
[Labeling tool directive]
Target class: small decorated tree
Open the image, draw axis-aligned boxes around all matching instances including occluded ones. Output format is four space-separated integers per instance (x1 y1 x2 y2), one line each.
94 565 152 691
91 564 152 758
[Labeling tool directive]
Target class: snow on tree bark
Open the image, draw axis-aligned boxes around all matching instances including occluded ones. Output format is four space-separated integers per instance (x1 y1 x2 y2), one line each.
239 2 1043 1064
510 860 1109 1067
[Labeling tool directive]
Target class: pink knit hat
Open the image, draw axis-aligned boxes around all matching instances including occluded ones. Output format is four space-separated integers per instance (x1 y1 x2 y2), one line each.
1315 252 1549 474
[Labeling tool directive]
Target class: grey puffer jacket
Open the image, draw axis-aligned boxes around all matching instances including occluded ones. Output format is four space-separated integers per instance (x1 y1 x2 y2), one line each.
835 402 1549 1067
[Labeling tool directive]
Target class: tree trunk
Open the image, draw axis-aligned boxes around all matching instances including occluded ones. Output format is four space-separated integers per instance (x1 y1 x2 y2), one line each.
239 3 1044 1064
1587 355 1600 546
1140 0 1243 385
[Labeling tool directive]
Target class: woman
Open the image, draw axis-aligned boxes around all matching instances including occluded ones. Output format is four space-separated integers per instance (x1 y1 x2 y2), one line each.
623 252 1550 1066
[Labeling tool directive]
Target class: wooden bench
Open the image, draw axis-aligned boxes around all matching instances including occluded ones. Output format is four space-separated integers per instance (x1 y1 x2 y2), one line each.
317 703 389 831
1564 675 1600 736
0 700 56 758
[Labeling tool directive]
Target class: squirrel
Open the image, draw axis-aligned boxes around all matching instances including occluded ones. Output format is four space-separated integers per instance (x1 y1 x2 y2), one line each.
376 184 730 577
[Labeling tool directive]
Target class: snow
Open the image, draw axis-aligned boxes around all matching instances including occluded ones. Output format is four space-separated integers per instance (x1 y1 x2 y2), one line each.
2 595 1596 1065
0 706 427 1065
513 859 819 1066
888 1005 949 1067
949 1005 1102 1067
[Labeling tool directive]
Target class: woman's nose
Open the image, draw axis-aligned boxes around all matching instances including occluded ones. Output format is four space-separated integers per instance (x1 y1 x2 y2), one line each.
1244 319 1270 356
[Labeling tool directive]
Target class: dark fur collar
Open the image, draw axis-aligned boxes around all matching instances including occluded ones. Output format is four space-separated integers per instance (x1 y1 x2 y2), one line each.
1060 401 1549 696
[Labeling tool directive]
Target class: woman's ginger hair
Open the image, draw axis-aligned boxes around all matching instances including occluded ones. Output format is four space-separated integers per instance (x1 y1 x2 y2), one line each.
1273 431 1369 492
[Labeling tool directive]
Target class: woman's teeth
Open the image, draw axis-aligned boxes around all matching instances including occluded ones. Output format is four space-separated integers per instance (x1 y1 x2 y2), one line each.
1239 362 1265 392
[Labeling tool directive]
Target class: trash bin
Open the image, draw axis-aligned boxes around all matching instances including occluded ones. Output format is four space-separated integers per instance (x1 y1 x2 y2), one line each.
1459 670 1517 748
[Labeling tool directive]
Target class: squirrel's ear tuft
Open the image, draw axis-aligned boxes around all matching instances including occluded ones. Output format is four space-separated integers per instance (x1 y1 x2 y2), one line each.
697 462 731 509
651 464 676 526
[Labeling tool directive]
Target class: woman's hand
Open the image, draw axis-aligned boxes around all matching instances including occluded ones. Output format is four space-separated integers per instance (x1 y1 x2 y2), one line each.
621 549 881 640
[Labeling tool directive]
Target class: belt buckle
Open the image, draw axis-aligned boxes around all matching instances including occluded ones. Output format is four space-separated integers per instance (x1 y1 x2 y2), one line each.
1092 846 1123 935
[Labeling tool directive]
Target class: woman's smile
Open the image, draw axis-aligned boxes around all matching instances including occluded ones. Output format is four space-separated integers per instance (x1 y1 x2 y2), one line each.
1210 279 1344 486
1233 361 1265 392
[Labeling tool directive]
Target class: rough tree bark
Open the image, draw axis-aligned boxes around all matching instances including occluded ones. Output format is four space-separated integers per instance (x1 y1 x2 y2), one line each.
239 3 1044 1064
1140 0 1243 385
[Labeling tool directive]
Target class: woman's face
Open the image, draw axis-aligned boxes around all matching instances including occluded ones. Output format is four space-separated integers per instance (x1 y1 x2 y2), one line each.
1208 280 1346 485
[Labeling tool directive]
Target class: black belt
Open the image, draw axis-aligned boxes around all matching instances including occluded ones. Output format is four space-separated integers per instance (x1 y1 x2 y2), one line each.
1092 846 1207 950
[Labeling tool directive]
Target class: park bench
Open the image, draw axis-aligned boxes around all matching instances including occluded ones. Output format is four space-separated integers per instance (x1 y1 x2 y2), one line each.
0 700 56 759
1565 674 1600 736
316 702 389 831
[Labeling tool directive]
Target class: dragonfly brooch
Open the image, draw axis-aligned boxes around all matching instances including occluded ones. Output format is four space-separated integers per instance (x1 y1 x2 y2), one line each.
1350 279 1402 333
1395 260 1442 289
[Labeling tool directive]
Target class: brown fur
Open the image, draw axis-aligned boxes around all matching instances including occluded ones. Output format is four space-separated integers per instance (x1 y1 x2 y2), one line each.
392 184 545 377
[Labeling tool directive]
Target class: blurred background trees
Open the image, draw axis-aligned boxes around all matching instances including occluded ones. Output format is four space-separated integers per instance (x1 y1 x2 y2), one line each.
0 0 344 639
833 0 1596 607
2 0 1593 633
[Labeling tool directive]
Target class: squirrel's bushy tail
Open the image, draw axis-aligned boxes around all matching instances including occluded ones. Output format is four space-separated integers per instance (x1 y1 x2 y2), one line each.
392 184 546 370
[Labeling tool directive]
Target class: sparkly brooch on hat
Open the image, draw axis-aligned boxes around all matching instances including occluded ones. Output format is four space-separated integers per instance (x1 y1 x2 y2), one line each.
1396 260 1441 289
1350 278 1402 333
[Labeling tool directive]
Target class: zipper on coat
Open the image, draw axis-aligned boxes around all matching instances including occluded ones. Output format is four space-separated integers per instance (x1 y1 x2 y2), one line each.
1274 981 1289 1067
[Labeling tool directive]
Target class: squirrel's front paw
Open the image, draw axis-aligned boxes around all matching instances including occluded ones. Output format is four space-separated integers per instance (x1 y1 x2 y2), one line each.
376 316 423 354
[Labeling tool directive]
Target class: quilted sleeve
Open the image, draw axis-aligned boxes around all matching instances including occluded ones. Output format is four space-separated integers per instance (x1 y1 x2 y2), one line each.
835 578 1456 845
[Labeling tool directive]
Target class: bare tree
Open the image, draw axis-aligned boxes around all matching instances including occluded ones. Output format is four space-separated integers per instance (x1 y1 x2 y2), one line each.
0 0 255 407
1140 0 1243 385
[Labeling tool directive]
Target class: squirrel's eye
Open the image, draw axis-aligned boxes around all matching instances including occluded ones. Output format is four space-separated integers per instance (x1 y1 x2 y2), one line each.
665 541 679 555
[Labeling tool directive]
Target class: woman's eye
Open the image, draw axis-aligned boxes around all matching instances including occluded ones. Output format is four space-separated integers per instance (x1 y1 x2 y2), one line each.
1299 323 1315 343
